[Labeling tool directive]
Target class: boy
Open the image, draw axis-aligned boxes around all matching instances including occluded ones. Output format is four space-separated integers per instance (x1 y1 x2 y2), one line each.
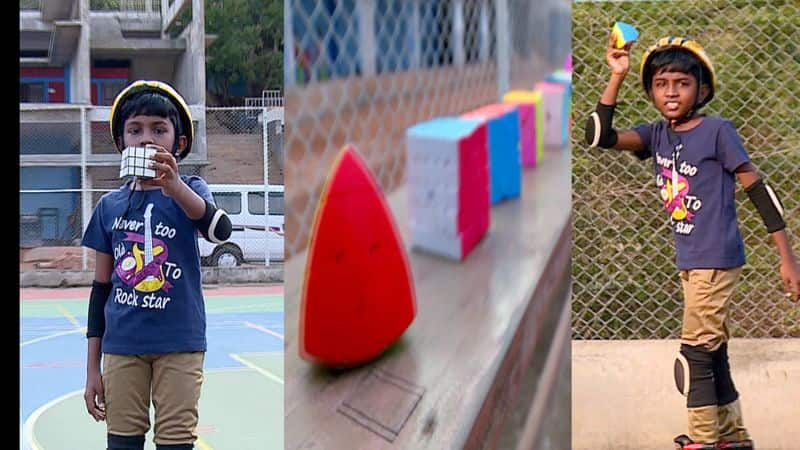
81 80 232 450
585 33 800 448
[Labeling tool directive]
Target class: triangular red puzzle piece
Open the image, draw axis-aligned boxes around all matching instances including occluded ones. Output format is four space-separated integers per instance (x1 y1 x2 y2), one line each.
300 145 417 367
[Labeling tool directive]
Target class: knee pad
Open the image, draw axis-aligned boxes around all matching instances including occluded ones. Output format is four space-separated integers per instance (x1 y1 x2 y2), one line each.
712 343 739 405
155 444 193 450
675 344 717 407
108 433 145 450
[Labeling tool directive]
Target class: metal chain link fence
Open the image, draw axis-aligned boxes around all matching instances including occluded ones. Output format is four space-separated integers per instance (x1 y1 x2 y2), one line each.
20 105 284 274
572 0 800 339
284 0 571 258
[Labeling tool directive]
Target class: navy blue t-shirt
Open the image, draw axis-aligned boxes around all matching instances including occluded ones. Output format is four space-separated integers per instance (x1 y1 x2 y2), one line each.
633 117 750 270
82 175 213 354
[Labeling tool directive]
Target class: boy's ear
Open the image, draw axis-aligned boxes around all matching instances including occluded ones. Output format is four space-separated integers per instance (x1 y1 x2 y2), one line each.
176 135 187 156
699 84 710 103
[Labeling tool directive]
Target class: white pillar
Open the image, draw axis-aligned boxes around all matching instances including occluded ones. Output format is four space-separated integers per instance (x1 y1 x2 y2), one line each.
72 0 91 104
357 0 376 76
495 0 510 99
81 106 91 270
410 0 421 69
479 0 490 62
284 0 296 86
262 108 270 267
453 0 465 66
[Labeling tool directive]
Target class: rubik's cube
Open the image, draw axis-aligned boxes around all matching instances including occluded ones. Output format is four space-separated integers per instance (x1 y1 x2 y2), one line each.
503 90 544 168
120 146 157 179
406 117 490 261
612 21 638 48
461 103 522 204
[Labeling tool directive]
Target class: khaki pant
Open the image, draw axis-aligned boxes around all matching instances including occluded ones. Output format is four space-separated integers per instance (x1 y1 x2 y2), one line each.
680 267 742 351
679 267 750 443
103 352 205 445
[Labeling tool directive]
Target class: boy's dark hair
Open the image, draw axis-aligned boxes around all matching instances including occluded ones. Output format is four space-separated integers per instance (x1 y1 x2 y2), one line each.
642 48 712 110
113 91 184 154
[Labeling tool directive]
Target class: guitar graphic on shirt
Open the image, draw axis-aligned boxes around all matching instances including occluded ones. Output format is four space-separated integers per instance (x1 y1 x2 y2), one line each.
115 203 172 293
132 204 167 292
660 167 693 222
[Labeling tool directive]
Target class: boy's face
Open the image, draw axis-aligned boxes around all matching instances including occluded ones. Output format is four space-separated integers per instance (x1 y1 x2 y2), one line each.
122 114 186 155
649 70 709 120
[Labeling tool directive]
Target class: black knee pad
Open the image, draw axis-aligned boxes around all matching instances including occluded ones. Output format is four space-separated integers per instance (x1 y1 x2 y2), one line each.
675 344 717 407
712 342 739 405
155 444 193 450
108 433 145 450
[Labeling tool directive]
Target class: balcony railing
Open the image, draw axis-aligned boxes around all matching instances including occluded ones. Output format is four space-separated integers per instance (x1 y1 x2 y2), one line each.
90 0 162 13
20 0 40 11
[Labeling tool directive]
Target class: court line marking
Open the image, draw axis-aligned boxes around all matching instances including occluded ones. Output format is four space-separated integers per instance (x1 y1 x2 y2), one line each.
21 364 284 449
23 389 81 450
56 305 84 331
20 329 84 347
229 353 284 385
196 437 213 450
243 321 284 341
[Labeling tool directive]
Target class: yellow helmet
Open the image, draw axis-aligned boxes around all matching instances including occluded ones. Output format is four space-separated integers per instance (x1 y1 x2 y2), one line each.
639 37 716 108
109 80 194 160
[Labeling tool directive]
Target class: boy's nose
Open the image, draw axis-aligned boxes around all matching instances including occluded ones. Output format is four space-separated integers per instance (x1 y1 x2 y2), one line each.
139 134 154 145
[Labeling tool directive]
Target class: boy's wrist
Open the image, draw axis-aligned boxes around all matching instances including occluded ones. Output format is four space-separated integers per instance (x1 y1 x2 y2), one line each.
609 72 628 81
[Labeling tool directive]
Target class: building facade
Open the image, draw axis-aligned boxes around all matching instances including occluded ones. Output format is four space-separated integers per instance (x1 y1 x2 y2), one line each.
20 0 208 247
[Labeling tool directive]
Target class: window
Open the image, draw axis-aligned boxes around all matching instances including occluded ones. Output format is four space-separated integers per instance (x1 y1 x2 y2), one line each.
101 81 128 106
212 192 242 214
375 0 413 74
20 82 46 103
247 192 284 215
293 0 360 83
269 192 284 215
248 192 265 215
20 166 81 245
419 0 453 68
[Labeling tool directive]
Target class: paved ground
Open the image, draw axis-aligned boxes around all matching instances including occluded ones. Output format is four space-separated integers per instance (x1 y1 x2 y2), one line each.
20 284 284 450
573 339 800 450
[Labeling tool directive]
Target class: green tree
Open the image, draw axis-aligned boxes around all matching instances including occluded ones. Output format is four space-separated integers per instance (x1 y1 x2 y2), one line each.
205 0 283 106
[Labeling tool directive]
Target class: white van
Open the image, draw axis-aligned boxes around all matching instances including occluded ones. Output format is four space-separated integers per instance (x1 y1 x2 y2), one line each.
198 184 284 267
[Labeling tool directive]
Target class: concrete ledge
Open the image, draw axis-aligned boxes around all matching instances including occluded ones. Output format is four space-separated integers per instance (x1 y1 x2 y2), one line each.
20 265 284 287
284 147 571 449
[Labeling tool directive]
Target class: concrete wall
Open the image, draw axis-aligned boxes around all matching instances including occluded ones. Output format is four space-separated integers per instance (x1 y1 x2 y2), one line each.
172 0 205 106
573 339 800 450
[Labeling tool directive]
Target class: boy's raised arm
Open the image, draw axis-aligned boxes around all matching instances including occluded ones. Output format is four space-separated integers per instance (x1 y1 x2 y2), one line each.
586 31 645 152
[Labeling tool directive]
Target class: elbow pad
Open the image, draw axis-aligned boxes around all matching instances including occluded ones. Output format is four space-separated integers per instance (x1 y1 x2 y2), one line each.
193 199 232 243
87 280 112 338
585 103 619 148
746 178 786 233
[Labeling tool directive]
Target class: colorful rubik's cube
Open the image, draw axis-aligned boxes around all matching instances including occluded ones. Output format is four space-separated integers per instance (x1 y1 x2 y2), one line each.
535 81 570 149
612 21 638 49
503 90 544 168
545 69 573 142
120 145 157 179
406 117 490 261
461 103 522 204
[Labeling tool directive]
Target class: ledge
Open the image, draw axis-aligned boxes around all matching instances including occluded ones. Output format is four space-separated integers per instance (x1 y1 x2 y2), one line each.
284 146 572 449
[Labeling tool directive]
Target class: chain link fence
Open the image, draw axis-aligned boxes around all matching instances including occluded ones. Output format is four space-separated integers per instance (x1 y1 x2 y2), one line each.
284 0 571 258
20 105 284 275
572 0 800 339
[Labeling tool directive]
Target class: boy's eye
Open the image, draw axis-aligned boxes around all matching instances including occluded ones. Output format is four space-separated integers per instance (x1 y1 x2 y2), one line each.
155 128 167 135
127 128 140 134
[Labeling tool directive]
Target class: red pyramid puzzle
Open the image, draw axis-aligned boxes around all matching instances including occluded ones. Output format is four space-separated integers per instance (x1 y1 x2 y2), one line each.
300 145 417 367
